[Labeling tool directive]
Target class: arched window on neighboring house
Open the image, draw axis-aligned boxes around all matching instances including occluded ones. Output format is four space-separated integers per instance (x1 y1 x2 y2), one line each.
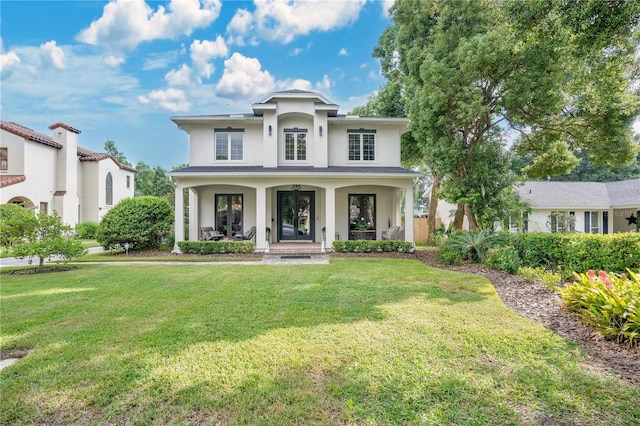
106 172 113 205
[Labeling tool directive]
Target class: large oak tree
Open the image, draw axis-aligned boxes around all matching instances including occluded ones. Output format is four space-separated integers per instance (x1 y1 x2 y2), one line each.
376 0 640 229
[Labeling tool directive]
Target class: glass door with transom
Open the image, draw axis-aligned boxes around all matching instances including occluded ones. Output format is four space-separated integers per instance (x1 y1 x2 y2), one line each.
278 191 314 241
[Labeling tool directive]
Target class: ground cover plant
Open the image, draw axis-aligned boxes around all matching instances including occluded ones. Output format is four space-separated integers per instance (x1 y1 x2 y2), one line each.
560 269 640 347
1 260 639 425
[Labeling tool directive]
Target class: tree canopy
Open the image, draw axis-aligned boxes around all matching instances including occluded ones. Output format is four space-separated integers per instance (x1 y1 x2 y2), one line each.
373 0 640 229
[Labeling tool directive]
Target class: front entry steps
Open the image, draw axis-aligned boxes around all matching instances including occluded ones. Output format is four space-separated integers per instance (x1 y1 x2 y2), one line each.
263 242 329 264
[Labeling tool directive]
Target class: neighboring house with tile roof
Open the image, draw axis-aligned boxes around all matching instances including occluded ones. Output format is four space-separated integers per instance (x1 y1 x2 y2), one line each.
170 90 419 252
1 121 136 226
514 179 640 233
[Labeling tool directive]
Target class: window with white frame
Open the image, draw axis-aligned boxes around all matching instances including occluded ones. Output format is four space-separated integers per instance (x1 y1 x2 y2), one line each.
348 129 376 161
584 211 600 234
284 128 307 161
215 129 244 161
548 210 575 233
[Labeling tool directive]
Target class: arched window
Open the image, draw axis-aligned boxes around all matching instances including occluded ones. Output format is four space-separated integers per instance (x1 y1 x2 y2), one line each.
106 172 113 205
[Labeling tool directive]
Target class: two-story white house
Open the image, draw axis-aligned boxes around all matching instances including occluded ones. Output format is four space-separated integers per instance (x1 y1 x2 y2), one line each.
170 90 419 252
0 121 136 226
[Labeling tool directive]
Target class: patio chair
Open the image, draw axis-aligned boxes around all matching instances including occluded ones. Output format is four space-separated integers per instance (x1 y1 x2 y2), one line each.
201 226 224 241
381 226 405 241
232 226 256 242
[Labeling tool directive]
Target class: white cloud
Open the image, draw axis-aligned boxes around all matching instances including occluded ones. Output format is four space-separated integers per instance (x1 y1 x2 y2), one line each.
138 88 190 112
229 0 366 45
0 50 20 75
289 47 304 56
226 8 254 46
190 37 227 79
216 52 275 100
339 48 348 56
76 0 222 50
40 41 65 70
276 74 332 94
104 55 125 67
382 0 395 17
165 64 193 86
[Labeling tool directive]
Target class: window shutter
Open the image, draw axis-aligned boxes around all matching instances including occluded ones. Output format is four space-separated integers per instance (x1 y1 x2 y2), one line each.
584 212 590 232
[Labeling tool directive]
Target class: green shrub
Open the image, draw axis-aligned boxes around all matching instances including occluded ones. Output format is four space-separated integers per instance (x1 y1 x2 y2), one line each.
517 266 564 290
485 245 522 274
75 221 99 239
437 247 462 266
0 203 37 246
510 232 640 273
98 196 174 250
559 269 640 347
331 240 414 253
178 241 254 254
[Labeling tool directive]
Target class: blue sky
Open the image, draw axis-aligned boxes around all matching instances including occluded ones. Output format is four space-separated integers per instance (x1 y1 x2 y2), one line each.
1 0 395 168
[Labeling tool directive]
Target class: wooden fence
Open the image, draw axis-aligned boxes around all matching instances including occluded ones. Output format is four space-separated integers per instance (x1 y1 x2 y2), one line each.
401 217 441 243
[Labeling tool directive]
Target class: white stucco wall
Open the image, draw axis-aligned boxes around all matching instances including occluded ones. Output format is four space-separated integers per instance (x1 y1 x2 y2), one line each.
526 209 612 234
0 136 58 210
96 158 134 220
327 123 402 167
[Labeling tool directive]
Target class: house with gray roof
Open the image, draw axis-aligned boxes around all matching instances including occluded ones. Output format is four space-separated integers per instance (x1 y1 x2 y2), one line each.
514 179 640 233
169 90 419 252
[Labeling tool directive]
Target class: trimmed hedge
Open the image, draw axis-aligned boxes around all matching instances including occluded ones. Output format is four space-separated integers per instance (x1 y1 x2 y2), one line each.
509 232 640 273
332 239 414 253
178 240 255 254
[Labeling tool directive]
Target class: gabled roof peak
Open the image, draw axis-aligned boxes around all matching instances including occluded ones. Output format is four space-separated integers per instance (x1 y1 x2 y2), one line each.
253 90 337 107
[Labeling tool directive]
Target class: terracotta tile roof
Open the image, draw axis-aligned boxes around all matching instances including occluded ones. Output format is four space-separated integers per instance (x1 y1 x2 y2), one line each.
0 175 26 188
1 121 62 148
1 121 136 173
49 122 81 134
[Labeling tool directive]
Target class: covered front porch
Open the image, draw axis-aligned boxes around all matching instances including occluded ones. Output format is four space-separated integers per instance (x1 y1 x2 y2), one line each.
173 175 416 252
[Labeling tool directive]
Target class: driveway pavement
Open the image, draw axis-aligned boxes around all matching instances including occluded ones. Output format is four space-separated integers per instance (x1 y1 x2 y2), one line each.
0 246 104 268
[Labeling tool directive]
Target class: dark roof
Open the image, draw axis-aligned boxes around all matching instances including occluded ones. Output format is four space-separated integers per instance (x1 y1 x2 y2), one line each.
172 165 419 176
1 121 136 173
516 179 640 209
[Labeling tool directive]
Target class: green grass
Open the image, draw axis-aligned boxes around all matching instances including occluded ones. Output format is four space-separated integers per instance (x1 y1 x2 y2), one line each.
80 239 101 249
1 259 638 425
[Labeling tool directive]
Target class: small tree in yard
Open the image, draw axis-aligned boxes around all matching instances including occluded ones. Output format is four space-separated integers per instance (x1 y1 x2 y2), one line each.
0 203 38 247
11 210 86 272
97 196 174 250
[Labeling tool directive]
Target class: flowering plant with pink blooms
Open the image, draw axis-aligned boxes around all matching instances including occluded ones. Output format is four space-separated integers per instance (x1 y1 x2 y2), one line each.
560 269 639 347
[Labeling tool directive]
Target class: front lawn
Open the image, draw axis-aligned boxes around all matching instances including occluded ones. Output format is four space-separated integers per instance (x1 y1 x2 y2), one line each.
1 259 638 425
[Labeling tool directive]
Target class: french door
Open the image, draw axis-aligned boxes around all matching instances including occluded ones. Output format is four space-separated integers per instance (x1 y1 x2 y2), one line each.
215 194 242 238
278 191 314 241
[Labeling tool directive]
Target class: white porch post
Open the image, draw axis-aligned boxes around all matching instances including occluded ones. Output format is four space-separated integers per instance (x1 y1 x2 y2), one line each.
188 188 198 241
173 184 185 253
404 184 414 243
324 186 336 251
255 185 266 252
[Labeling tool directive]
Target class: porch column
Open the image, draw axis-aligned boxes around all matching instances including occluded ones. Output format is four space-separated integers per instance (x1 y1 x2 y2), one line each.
393 189 402 226
173 184 185 253
188 188 198 241
404 184 414 243
324 186 336 251
255 185 266 252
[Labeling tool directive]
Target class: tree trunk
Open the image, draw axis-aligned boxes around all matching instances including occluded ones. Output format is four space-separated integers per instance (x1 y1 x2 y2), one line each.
452 203 465 230
38 256 45 273
425 175 441 243
464 204 480 230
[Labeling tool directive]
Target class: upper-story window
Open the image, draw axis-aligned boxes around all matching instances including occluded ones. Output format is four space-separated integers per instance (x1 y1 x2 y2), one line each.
348 129 376 161
0 148 7 170
284 128 307 161
106 172 113 205
215 128 244 161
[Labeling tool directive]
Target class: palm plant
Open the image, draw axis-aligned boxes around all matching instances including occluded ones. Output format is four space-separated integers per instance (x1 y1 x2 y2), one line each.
442 230 500 263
